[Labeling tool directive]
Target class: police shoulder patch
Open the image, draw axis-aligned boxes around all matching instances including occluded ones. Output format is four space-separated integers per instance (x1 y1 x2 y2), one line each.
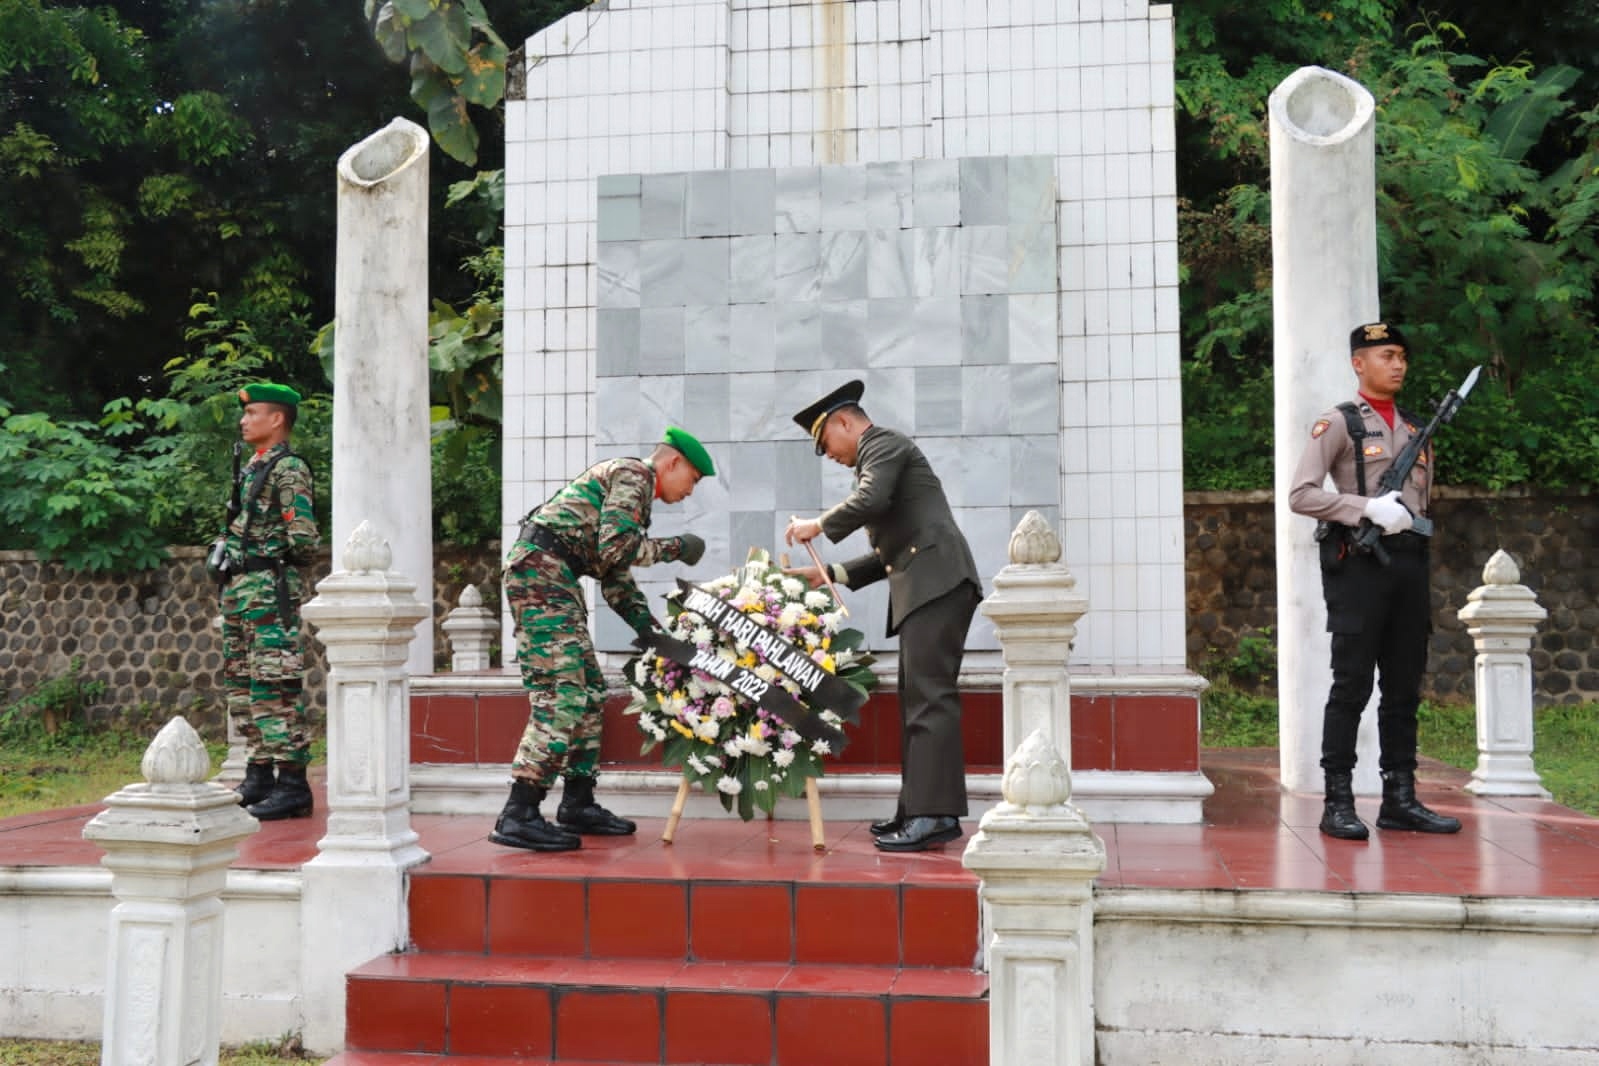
1311 419 1330 439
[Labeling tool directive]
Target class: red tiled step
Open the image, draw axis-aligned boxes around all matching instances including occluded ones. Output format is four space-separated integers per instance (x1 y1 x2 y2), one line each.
344 952 988 1065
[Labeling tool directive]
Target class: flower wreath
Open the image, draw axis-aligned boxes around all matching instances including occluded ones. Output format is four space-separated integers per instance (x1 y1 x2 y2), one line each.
623 548 877 820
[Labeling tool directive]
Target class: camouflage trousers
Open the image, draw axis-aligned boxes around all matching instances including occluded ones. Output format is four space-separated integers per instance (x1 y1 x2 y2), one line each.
506 555 605 787
221 571 310 765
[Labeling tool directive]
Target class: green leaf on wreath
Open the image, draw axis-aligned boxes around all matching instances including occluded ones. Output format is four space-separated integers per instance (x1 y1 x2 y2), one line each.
830 629 866 652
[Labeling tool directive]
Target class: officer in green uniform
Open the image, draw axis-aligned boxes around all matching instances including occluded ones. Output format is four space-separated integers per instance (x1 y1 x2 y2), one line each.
215 383 320 821
491 427 714 852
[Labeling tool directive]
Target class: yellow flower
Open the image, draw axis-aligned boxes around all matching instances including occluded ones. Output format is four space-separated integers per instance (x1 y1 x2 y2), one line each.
671 720 695 739
738 651 757 668
820 654 836 672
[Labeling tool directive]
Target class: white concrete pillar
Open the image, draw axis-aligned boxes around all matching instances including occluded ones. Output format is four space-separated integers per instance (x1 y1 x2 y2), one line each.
1268 66 1382 795
441 583 499 671
979 511 1089 762
962 729 1107 1066
298 520 431 1053
83 717 259 1066
333 117 433 675
1459 550 1550 798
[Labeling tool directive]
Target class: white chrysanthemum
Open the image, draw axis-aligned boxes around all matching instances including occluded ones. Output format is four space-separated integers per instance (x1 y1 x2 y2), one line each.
819 611 842 632
833 650 856 667
755 664 778 682
705 574 736 590
723 740 741 758
804 589 831 610
781 577 805 597
631 660 649 685
777 603 803 628
716 776 742 795
688 754 709 774
819 710 843 726
691 625 714 646
686 678 706 700
703 753 722 768
780 729 801 749
773 748 795 768
753 780 769 791
810 739 832 756
694 718 720 742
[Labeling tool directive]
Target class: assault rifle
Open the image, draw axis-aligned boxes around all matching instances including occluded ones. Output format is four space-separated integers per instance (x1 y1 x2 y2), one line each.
1350 365 1481 565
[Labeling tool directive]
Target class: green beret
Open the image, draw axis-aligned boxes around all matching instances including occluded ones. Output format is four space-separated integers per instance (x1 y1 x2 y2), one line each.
662 426 715 477
238 382 302 407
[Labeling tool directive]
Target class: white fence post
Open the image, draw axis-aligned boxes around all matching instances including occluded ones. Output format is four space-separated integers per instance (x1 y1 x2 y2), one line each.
297 520 430 1053
1458 550 1550 798
441 583 498 671
83 717 259 1066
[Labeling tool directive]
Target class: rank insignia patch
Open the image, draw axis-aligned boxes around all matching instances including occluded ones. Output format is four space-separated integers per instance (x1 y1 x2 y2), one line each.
1363 444 1385 457
1311 419 1330 439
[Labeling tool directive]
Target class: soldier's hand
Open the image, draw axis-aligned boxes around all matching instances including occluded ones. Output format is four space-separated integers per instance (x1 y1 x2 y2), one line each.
784 565 827 590
677 533 706 566
1363 490 1413 535
631 616 663 647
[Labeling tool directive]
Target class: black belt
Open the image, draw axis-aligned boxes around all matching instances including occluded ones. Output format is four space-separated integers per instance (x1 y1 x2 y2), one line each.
1378 530 1429 552
240 557 283 573
525 523 587 576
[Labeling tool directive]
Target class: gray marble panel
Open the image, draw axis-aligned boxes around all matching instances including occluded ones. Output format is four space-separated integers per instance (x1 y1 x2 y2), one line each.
595 609 636 655
915 365 962 435
639 239 688 308
961 367 1012 436
683 372 731 442
597 174 640 198
818 458 857 513
959 157 1008 226
775 302 823 369
684 304 732 374
597 191 641 242
913 227 960 297
730 304 776 371
866 161 914 229
731 168 777 236
1008 156 1056 225
863 369 916 432
729 444 778 510
730 510 776 562
819 230 868 299
595 376 640 445
774 233 821 301
867 229 915 298
640 173 686 239
866 297 917 368
911 295 963 366
960 225 1009 295
682 238 731 306
596 308 641 377
1011 435 1061 509
775 167 821 233
730 235 776 304
961 295 1009 365
1009 364 1060 435
638 307 685 375
597 241 640 309
912 158 960 227
729 370 792 440
1008 292 1058 364
820 300 868 369
773 438 823 512
820 165 868 231
1009 222 1057 294
637 374 686 429
687 170 733 237
955 434 1012 507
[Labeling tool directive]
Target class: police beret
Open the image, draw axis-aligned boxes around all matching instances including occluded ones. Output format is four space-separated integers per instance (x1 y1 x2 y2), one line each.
662 426 715 477
792 379 865 454
1349 322 1409 353
238 382 302 407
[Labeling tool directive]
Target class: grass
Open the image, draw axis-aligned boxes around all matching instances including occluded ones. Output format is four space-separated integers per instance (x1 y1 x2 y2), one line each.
0 1037 323 1064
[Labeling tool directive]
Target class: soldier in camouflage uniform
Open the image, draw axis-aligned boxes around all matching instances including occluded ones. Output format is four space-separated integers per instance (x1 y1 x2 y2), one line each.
216 383 320 822
491 426 714 852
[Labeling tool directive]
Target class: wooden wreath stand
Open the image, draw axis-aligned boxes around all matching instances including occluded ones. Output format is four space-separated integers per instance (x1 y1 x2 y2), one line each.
661 774 827 852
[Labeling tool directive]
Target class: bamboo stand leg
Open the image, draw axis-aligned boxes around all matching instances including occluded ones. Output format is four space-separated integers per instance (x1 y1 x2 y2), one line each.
805 778 826 852
662 777 691 844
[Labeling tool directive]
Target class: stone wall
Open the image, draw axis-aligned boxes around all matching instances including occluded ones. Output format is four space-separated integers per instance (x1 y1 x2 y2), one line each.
0 545 501 736
1186 488 1599 703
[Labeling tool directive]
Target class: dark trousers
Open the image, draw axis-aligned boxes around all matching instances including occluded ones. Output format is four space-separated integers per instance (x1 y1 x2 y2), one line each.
895 581 981 818
1319 539 1430 775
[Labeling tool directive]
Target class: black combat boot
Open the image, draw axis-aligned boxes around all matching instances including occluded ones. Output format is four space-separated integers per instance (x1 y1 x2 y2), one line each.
247 763 314 821
489 780 581 852
234 762 275 807
1376 770 1462 833
557 774 637 836
1319 770 1369 840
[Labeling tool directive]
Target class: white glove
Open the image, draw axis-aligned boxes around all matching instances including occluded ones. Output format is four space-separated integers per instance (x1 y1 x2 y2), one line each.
1362 490 1413 535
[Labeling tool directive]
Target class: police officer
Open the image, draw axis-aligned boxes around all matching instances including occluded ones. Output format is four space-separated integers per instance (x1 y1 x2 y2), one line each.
784 380 983 853
491 427 714 852
1288 323 1461 840
217 383 320 821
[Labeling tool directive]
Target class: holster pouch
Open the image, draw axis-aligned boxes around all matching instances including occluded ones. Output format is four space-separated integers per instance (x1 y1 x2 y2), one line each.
206 538 233 586
1315 521 1348 575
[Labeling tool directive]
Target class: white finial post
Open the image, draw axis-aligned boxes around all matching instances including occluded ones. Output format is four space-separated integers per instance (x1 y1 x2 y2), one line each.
979 510 1089 766
297 519 430 1052
83 717 259 1066
441 583 499 671
1458 550 1551 798
962 728 1107 1066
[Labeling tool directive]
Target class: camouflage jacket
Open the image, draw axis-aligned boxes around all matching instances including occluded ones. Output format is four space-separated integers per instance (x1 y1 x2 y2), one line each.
224 441 319 569
507 456 691 633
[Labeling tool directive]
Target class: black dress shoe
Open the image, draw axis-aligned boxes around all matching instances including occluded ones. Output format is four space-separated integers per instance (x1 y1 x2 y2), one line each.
874 816 962 852
869 816 904 838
